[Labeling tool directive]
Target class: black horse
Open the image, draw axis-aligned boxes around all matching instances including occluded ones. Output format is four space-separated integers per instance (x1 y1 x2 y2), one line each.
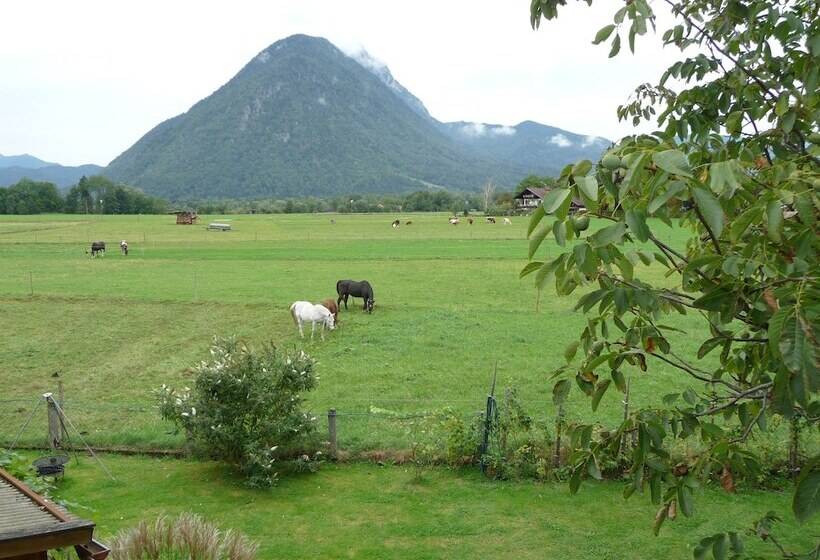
336 280 375 313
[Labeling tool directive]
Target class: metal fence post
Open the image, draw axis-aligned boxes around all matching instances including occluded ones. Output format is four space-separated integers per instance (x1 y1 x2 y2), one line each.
328 408 337 458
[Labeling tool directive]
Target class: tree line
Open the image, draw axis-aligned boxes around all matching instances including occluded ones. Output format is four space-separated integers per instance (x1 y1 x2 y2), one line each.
0 175 168 215
0 174 556 215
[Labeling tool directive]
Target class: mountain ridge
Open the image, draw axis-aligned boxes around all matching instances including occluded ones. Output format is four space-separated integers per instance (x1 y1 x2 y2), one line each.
101 34 608 199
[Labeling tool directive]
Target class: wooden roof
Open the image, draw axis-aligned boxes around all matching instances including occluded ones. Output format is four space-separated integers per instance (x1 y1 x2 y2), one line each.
514 187 547 199
0 468 106 560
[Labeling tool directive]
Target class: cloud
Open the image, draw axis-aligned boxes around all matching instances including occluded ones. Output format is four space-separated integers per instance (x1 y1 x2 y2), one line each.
461 122 487 137
460 123 516 137
549 133 573 147
491 125 516 136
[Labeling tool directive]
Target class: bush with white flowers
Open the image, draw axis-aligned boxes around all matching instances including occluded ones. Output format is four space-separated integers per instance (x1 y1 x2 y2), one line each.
157 336 319 486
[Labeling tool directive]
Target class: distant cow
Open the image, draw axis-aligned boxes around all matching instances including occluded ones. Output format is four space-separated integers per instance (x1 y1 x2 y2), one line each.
88 241 106 257
120 240 128 255
336 279 375 313
449 217 460 225
405 220 413 225
392 219 400 228
468 218 474 225
503 218 512 225
486 217 496 224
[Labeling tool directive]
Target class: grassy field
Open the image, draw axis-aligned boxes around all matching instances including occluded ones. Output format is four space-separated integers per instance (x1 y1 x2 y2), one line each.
2 213 816 559
34 453 816 560
0 212 717 450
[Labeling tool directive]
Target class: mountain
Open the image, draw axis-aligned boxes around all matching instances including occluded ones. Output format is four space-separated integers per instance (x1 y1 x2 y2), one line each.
106 34 608 199
440 120 611 177
0 153 57 169
0 163 104 188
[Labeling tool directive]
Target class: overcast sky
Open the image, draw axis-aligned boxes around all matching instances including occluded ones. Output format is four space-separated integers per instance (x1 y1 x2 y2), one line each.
0 1 680 166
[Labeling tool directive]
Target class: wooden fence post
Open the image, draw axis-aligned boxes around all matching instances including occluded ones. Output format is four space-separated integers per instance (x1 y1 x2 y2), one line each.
328 409 337 458
45 393 62 450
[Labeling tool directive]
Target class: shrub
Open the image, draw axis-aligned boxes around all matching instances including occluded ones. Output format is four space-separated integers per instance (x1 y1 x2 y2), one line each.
157 337 320 486
109 513 257 560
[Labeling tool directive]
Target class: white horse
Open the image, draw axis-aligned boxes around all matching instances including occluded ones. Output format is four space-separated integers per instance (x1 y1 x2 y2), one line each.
289 301 336 340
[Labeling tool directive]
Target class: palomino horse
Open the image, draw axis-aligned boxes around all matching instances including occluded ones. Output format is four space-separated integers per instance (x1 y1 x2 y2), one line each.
290 301 336 340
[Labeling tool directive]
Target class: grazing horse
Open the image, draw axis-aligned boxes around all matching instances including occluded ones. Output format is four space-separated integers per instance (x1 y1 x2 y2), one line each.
486 217 496 224
336 279 375 313
320 299 339 324
391 219 400 228
120 240 128 255
503 217 512 225
88 241 106 257
290 301 336 340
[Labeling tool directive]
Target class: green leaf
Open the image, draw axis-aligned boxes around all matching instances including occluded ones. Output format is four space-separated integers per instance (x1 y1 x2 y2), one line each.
593 24 616 45
625 209 650 242
591 379 611 412
587 456 603 480
781 110 796 133
564 341 580 362
775 93 789 116
677 485 694 517
778 310 817 405
725 111 743 135
692 187 724 238
553 219 567 246
528 224 551 259
793 465 820 523
697 337 722 359
553 379 571 406
535 254 564 291
609 34 621 58
543 189 571 214
611 369 626 393
708 161 741 196
653 150 692 178
766 199 783 243
692 287 733 312
590 222 626 247
526 204 545 237
519 260 544 279
712 533 728 560
729 206 761 243
572 160 593 176
578 175 598 201
647 181 685 213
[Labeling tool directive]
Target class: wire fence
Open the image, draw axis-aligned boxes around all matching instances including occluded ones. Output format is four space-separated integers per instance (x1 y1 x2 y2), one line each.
2 393 813 474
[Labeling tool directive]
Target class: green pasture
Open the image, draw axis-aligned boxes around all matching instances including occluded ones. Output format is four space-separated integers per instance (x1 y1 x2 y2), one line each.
35 453 817 560
0 212 712 450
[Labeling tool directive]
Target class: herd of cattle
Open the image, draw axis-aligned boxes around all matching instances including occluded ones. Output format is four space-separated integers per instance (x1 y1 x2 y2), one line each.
87 240 128 257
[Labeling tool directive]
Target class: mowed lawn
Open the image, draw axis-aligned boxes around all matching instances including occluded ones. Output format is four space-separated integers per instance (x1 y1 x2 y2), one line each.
41 454 816 560
0 213 712 449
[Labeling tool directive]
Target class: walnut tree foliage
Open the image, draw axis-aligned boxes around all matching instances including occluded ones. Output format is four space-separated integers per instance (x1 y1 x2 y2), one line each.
524 0 818 556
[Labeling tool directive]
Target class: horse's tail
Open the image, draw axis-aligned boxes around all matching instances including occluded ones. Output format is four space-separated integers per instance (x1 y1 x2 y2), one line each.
336 280 343 295
289 303 298 326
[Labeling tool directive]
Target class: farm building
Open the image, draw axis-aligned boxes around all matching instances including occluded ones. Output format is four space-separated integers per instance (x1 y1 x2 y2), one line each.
0 468 109 560
514 186 587 214
514 187 546 211
170 211 198 225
